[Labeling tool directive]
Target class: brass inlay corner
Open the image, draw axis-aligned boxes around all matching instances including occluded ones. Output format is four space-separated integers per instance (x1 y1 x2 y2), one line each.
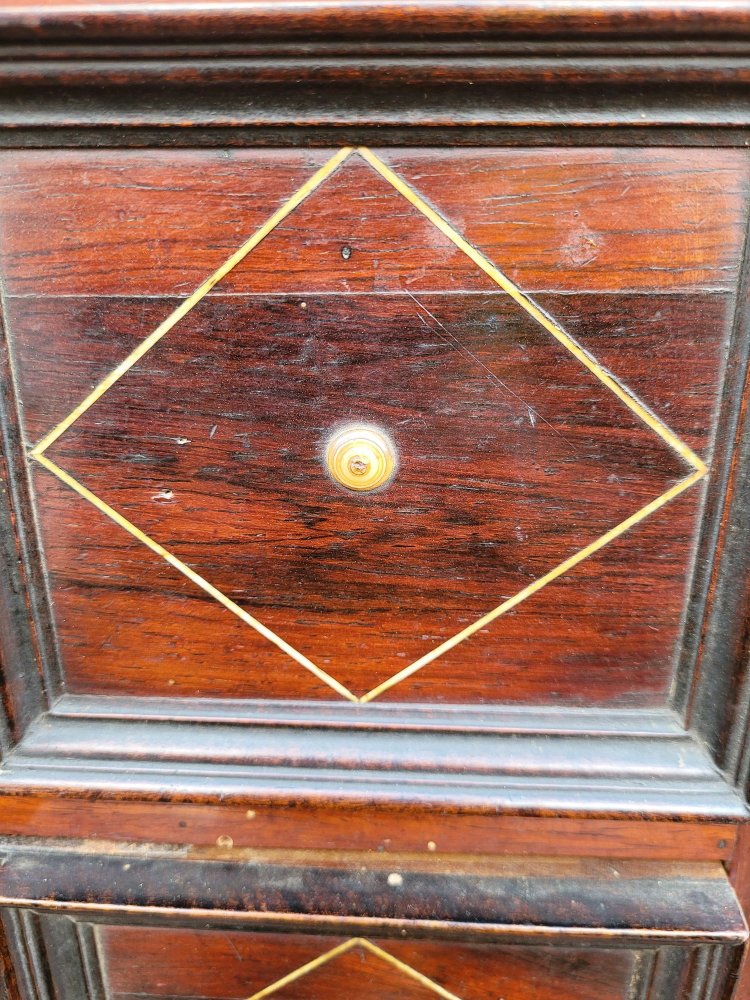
30 146 707 703
244 937 464 1000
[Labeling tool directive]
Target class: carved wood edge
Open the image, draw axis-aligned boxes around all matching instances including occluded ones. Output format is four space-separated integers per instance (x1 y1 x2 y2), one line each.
3 1 750 45
0 841 745 948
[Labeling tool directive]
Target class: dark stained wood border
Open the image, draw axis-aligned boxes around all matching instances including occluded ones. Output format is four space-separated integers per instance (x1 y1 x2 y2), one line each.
4 10 750 146
8 128 750 150
0 847 744 999
673 176 750 745
0 911 53 1000
681 203 750 800
5 81 750 144
0 307 59 748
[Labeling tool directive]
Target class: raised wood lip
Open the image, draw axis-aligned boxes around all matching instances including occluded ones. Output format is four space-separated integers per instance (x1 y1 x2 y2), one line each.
0 842 745 946
3 1 750 44
3 50 750 138
4 89 750 138
8 900 746 946
3 711 747 821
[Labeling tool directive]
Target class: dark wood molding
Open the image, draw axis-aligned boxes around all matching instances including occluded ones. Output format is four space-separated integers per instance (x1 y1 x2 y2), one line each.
4 9 750 145
683 207 750 800
0 843 745 950
1 912 106 1000
73 923 107 1000
4 710 746 821
49 695 689 734
0 911 53 1000
37 915 106 1000
7 127 750 150
673 185 750 797
0 308 57 751
4 79 750 141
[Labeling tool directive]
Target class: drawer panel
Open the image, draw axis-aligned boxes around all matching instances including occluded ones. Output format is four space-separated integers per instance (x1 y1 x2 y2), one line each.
99 928 637 1000
1 146 748 706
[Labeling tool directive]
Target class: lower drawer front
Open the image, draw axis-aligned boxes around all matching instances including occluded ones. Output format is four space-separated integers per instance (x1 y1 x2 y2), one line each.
92 925 641 1000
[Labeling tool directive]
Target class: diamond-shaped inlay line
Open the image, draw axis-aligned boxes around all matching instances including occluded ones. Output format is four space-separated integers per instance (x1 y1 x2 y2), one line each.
30 146 707 703
244 937 463 1000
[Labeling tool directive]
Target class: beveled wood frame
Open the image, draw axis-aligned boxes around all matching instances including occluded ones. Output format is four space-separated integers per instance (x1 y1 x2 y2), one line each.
0 843 746 1000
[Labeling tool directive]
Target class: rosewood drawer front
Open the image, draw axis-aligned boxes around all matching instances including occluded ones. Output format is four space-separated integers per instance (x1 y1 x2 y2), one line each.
1 145 746 708
99 931 637 1000
3 5 750 998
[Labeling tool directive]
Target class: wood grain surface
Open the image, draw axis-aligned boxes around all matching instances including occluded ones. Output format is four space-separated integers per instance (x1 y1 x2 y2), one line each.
5 0 750 43
0 842 743 944
3 146 744 703
0 790 738 859
0 13 749 1000
31 292 688 700
99 926 637 1000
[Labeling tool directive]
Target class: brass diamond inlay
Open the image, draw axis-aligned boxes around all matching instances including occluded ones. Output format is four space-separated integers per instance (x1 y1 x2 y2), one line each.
244 937 463 1000
30 146 707 703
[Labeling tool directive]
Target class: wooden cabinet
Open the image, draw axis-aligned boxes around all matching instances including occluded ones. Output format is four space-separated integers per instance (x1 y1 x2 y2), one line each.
0 5 749 999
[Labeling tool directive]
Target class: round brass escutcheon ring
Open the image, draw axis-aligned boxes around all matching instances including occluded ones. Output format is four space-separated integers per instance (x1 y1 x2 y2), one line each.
325 424 397 492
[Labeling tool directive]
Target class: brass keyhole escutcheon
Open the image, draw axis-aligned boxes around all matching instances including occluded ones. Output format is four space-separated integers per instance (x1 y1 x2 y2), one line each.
325 424 397 492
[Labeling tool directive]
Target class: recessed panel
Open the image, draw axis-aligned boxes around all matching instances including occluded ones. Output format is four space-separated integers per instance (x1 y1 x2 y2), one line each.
99 927 637 1000
2 147 746 704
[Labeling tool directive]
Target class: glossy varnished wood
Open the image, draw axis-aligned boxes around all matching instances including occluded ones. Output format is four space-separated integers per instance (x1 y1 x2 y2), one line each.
5 6 750 147
0 783 740 859
5 1 750 44
0 844 744 945
2 146 744 703
23 292 690 700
